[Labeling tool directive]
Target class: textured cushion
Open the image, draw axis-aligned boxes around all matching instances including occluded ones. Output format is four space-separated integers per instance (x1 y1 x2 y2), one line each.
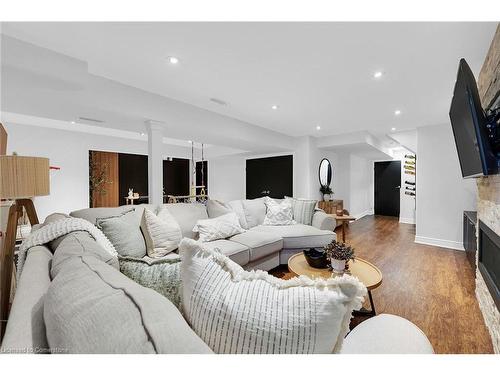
44 252 212 353
119 256 182 309
341 314 434 354
179 238 366 354
96 209 146 258
250 224 335 248
263 197 295 225
227 200 249 229
241 198 266 228
161 203 208 239
287 197 317 226
70 204 156 225
201 239 250 266
206 199 232 218
192 212 245 242
229 231 283 262
140 208 182 258
51 231 120 278
39 212 71 250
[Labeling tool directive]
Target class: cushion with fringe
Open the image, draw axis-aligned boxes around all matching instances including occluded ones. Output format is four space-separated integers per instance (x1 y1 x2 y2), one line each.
179 238 367 354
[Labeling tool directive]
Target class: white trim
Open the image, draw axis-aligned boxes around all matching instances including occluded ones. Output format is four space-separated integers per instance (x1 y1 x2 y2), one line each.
352 209 374 220
414 236 464 251
399 216 416 224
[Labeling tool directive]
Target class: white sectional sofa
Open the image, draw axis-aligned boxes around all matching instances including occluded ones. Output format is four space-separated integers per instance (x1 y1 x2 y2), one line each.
70 199 337 271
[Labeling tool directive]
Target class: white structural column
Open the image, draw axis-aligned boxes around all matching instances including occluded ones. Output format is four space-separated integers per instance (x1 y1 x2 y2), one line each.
146 120 164 205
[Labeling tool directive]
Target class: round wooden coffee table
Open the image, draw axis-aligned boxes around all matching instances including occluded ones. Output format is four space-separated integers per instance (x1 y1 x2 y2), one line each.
288 253 383 315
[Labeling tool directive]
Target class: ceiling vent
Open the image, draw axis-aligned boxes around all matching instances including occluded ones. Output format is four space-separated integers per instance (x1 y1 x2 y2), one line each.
210 98 227 106
78 116 104 123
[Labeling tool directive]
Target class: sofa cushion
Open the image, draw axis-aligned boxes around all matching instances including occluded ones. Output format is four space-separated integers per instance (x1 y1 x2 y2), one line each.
161 203 208 239
250 224 335 249
227 200 249 229
44 252 212 353
263 197 295 226
206 199 232 218
229 231 283 262
179 238 366 354
192 212 245 242
70 204 156 225
286 197 317 226
140 208 182 258
241 197 266 228
96 209 147 258
201 239 250 266
341 314 434 354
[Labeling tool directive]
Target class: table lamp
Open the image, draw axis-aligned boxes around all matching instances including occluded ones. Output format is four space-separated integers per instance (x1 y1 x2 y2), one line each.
0 154 50 339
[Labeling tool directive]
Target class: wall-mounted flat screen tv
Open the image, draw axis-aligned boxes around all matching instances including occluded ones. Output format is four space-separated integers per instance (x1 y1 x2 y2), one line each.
449 58 498 178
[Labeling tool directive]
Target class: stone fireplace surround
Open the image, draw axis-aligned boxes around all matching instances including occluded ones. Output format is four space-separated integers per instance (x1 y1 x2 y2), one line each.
476 24 500 354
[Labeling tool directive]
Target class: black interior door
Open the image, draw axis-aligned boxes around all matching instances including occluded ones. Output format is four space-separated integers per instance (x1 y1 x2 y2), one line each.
246 155 293 199
118 153 148 205
163 158 190 197
374 161 401 217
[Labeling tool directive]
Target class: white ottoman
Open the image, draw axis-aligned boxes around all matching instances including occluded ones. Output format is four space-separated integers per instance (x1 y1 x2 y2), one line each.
341 314 434 354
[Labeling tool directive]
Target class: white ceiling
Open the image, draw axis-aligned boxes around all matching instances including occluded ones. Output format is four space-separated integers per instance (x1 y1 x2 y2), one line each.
1 22 496 138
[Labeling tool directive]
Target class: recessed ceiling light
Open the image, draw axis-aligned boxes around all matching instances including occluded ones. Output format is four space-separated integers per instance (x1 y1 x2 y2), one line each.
188 140 193 143
391 127 396 131
394 110 401 116
168 56 179 64
316 125 321 131
271 105 279 110
374 71 383 79
140 132 146 136
70 121 75 124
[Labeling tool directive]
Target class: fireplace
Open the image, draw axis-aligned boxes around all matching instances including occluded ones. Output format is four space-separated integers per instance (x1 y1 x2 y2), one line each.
478 220 500 312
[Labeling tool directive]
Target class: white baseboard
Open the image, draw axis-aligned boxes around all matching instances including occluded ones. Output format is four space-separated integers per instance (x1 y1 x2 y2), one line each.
352 209 374 220
414 236 464 251
399 216 415 224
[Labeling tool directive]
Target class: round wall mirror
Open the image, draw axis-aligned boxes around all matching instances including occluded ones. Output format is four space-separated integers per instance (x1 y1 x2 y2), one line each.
319 158 332 187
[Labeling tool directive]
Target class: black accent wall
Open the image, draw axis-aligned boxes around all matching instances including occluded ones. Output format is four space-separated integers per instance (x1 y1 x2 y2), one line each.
246 155 293 199
163 158 190 196
118 153 148 205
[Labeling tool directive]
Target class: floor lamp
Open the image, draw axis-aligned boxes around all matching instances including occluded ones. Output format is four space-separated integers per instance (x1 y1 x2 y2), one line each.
0 155 50 339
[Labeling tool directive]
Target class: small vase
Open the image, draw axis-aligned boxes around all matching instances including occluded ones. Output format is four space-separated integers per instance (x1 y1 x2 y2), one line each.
323 193 331 201
331 258 346 274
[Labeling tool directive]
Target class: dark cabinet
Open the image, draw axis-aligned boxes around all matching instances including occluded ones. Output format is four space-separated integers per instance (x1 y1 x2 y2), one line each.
463 211 477 269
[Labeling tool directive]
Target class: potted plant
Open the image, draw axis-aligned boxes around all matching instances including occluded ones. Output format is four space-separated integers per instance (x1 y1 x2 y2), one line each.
324 240 355 273
319 185 333 201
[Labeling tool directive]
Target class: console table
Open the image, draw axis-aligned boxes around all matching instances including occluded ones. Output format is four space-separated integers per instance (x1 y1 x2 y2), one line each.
318 199 343 214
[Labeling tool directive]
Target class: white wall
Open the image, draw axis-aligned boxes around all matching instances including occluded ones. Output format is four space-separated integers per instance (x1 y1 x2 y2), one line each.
208 156 245 202
3 122 190 221
349 154 373 218
416 124 477 250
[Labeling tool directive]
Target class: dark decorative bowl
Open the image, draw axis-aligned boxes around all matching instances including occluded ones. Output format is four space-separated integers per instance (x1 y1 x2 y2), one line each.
303 248 329 269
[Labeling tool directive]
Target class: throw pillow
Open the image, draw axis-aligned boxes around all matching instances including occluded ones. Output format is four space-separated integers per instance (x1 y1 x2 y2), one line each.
119 256 182 309
192 212 245 242
179 238 366 354
206 199 232 218
96 209 146 258
286 197 317 225
140 208 182 258
241 198 267 228
227 200 249 229
263 197 295 225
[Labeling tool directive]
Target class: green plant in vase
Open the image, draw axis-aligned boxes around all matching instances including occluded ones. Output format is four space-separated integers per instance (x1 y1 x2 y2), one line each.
319 185 333 201
324 240 355 274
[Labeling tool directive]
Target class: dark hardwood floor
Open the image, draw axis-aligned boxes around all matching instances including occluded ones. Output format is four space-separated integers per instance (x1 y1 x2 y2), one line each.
270 215 494 354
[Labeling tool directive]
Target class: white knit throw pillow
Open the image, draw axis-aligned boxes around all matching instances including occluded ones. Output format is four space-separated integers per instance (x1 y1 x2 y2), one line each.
263 197 295 225
179 238 367 354
192 212 245 242
141 208 182 258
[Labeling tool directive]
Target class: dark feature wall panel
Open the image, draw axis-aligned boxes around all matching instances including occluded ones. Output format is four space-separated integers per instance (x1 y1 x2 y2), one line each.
163 158 190 197
118 153 148 205
246 155 293 199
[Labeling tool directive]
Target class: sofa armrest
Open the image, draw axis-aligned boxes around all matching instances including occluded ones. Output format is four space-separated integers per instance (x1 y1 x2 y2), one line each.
311 210 335 230
341 314 434 354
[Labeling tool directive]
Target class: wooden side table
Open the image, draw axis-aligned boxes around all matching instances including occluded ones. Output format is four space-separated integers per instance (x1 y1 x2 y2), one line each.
288 253 382 316
125 196 139 205
317 199 343 214
329 214 356 243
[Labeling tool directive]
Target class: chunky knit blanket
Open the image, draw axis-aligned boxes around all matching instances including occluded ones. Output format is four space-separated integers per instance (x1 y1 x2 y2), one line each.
17 217 117 280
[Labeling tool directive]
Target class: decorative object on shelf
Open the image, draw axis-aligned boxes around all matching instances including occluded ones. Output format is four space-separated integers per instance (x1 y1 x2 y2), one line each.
405 191 416 196
303 248 329 269
0 154 50 339
318 158 333 201
128 188 134 199
319 185 333 201
324 240 355 274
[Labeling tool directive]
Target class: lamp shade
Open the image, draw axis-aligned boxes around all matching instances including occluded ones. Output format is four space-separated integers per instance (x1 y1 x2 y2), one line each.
0 156 50 199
